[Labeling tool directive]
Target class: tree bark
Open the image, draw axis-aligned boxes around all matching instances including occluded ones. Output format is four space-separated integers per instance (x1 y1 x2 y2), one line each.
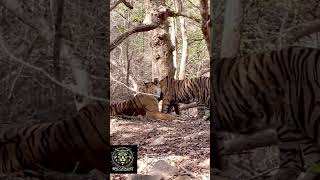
144 0 176 80
200 0 210 52
220 0 242 58
178 0 188 80
52 0 64 105
170 14 178 79
0 0 93 110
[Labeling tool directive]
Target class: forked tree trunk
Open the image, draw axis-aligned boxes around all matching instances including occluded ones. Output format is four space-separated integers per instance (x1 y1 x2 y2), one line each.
143 0 176 80
170 0 179 79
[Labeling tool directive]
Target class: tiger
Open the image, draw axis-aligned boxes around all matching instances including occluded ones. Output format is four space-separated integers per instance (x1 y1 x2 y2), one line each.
0 102 108 174
110 93 176 120
212 46 320 180
144 76 210 114
141 78 180 115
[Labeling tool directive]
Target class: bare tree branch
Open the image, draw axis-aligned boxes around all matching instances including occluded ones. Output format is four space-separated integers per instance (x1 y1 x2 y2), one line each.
121 0 133 9
169 11 201 23
111 0 133 10
110 23 159 51
110 57 138 91
8 35 39 99
110 75 160 98
110 5 201 52
111 0 121 10
0 0 95 109
0 33 106 102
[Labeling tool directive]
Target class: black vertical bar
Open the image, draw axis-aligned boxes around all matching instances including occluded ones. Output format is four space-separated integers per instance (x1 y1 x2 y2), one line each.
210 0 224 177
106 0 111 179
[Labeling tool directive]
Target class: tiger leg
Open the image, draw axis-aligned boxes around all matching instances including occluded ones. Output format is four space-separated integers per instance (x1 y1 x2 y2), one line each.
275 125 307 180
276 127 320 180
274 143 303 180
173 104 180 115
277 140 320 180
145 98 177 120
145 111 176 120
159 100 180 115
298 140 320 180
161 94 173 113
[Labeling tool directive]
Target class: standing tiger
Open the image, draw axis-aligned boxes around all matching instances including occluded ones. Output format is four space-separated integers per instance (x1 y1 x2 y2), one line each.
111 93 176 120
212 46 320 180
143 76 210 114
142 78 180 115
0 102 108 174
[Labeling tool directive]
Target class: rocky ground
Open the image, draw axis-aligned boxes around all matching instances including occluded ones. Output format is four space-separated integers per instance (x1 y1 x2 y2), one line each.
110 109 210 180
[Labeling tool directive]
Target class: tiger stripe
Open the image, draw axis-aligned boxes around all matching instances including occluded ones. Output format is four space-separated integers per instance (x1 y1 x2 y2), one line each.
0 102 108 174
212 46 320 179
158 76 210 113
110 93 176 120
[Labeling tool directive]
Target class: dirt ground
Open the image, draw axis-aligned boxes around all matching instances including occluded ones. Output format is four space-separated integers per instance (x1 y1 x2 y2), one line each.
110 110 210 180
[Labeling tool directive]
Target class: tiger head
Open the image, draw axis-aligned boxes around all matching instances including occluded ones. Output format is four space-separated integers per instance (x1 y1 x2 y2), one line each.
141 78 161 99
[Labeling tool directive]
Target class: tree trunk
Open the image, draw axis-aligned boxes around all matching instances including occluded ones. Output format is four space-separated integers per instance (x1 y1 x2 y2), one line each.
200 0 210 52
124 10 130 91
220 0 242 58
0 0 94 110
52 0 64 105
178 15 188 80
143 0 175 80
170 16 178 79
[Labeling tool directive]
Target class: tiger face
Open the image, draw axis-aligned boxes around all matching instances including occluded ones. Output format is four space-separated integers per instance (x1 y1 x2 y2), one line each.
142 78 161 98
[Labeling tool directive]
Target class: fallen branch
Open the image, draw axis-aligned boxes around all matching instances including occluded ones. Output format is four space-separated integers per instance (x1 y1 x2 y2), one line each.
285 19 320 44
222 129 278 154
179 103 198 110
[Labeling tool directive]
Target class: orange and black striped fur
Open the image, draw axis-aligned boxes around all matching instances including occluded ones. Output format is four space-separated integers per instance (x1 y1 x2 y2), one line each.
0 102 108 174
212 46 320 180
110 93 176 120
155 76 210 114
142 79 180 115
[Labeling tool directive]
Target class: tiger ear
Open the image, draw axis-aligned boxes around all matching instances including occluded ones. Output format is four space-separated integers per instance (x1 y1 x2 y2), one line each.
153 78 159 85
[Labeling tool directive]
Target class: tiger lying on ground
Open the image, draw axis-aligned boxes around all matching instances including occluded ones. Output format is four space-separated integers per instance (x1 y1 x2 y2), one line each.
110 93 176 120
143 76 210 114
0 102 108 174
212 46 320 180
